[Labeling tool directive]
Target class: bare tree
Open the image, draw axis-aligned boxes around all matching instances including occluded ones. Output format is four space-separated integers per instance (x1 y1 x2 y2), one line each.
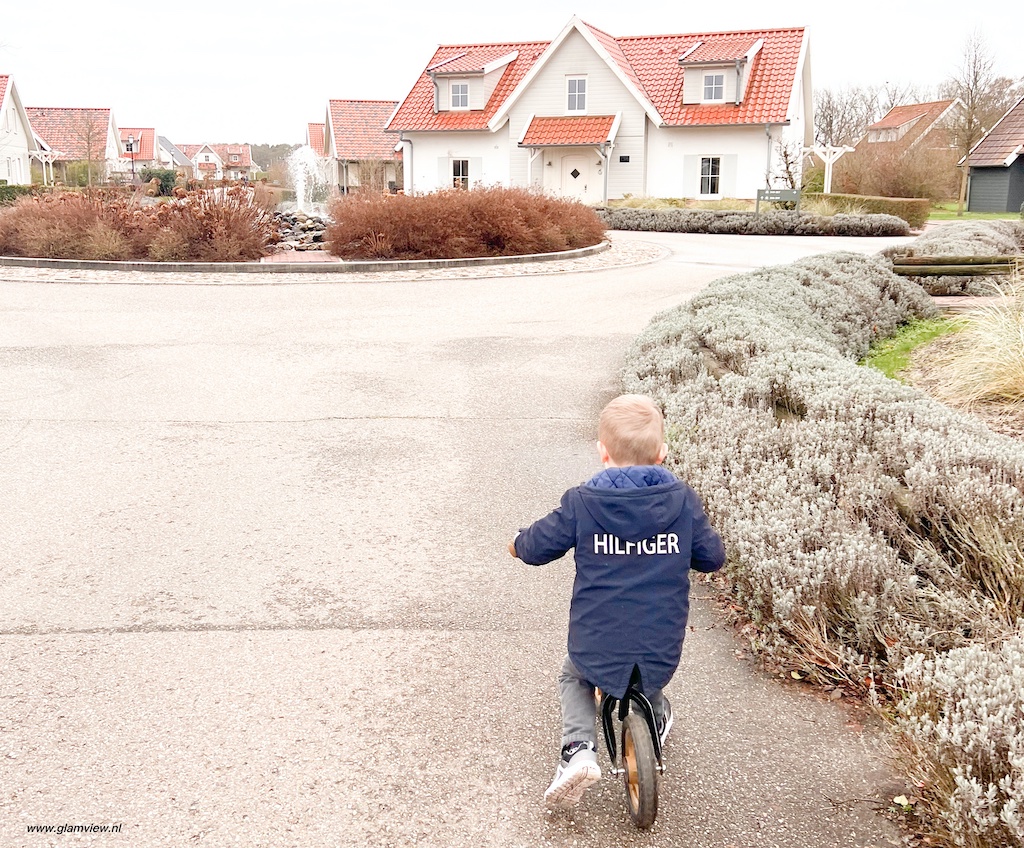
877 80 933 114
814 86 882 146
69 111 105 187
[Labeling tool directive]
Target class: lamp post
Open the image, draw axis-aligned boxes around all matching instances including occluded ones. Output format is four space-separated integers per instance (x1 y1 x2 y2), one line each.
126 134 136 182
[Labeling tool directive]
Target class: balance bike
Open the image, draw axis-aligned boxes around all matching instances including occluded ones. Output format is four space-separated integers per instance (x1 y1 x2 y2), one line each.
598 666 663 829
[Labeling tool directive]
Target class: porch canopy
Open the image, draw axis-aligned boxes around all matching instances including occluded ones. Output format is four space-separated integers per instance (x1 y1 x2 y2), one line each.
518 113 621 200
519 114 619 148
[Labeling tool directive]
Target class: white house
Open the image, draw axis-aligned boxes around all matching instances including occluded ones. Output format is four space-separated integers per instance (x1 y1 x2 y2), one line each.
387 17 813 202
0 76 40 185
180 143 257 181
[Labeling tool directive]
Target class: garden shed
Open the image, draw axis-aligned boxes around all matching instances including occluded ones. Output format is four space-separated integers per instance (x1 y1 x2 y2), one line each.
965 94 1024 213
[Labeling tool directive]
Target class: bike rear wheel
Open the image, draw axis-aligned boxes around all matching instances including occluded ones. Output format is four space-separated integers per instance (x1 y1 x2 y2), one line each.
621 712 658 828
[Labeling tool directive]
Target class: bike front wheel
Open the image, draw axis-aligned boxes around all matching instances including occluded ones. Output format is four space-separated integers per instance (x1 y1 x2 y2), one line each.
621 712 658 828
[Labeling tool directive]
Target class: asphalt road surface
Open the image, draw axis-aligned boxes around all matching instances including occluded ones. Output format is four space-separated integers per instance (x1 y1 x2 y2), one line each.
1 231 915 847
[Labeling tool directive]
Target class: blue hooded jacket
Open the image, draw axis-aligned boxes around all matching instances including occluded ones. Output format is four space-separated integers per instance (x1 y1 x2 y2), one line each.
515 466 725 699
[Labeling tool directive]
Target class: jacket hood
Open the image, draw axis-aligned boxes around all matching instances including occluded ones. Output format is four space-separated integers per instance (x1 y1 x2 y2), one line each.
578 466 686 542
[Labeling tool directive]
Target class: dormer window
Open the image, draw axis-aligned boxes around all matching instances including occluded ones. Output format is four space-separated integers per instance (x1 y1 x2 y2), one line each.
451 82 469 110
703 73 725 102
567 77 587 114
231 154 240 162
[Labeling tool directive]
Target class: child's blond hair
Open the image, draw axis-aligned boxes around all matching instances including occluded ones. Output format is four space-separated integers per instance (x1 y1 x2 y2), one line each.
598 394 665 466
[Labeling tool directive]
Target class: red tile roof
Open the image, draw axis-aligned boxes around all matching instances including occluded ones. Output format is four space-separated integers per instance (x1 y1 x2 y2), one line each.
857 100 957 153
388 41 548 132
520 115 617 146
388 22 805 132
616 28 804 125
307 122 325 156
969 96 1024 167
868 100 954 131
119 127 156 160
579 22 646 96
327 99 400 159
25 107 112 160
0 77 9 111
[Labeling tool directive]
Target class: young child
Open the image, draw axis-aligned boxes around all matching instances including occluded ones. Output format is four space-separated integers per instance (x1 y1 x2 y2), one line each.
508 394 725 809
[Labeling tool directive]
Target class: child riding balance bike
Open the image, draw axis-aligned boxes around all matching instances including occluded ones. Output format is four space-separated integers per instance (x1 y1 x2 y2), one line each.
508 395 725 827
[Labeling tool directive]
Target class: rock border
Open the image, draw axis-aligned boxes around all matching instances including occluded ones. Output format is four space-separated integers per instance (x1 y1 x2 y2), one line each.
0 241 610 274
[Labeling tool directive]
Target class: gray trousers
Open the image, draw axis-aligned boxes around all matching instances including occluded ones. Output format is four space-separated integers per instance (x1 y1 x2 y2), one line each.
558 655 665 747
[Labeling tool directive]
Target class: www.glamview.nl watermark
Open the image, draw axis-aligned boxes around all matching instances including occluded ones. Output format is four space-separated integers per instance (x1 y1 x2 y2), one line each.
27 823 123 835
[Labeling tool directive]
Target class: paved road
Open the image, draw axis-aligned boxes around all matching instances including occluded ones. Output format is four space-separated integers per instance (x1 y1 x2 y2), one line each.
1 231 914 848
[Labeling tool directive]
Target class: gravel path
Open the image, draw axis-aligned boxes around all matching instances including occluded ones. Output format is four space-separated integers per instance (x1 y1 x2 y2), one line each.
0 231 914 848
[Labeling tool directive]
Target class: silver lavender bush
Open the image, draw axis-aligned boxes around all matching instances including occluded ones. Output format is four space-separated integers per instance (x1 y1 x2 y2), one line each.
622 227 1024 847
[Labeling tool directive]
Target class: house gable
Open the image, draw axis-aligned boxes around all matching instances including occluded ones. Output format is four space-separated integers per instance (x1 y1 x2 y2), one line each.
489 17 662 132
0 76 39 185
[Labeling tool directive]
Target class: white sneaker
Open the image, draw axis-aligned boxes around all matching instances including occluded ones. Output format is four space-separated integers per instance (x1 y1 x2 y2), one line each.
544 741 602 809
657 697 673 746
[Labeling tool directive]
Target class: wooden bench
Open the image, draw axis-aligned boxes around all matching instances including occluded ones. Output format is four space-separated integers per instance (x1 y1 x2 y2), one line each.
755 188 801 214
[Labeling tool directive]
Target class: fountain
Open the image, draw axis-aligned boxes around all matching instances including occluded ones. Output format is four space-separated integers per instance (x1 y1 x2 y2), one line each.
286 145 332 215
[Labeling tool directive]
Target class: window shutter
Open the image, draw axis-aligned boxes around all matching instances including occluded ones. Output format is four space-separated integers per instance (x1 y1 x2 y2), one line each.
682 156 699 195
438 158 451 189
721 155 738 197
469 157 483 186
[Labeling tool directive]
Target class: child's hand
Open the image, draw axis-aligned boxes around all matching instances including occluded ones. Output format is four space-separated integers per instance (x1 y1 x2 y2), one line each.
507 540 518 559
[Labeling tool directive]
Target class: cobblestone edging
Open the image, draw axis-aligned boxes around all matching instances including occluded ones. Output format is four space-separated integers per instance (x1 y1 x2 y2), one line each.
0 240 610 274
0 238 669 286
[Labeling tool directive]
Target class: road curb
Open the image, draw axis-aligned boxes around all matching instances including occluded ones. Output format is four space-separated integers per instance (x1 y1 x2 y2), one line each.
0 240 610 274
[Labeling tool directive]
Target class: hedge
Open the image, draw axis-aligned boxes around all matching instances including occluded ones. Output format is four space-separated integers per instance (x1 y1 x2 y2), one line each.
621 220 1024 847
0 184 37 205
803 193 932 229
596 207 910 237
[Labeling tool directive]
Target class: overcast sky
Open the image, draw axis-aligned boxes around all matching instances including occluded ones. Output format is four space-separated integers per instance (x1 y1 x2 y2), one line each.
2 0 1021 146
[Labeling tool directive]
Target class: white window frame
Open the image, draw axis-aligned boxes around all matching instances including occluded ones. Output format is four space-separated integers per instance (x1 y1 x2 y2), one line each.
699 157 721 196
566 76 587 114
450 81 469 110
452 158 469 189
702 72 725 102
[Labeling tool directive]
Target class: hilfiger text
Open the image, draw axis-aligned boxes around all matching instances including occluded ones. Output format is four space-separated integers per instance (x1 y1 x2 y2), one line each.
593 533 680 555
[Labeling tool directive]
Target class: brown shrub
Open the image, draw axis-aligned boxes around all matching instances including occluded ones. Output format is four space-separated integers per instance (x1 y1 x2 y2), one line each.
146 229 191 262
0 187 274 262
82 222 131 260
833 144 959 202
325 187 606 260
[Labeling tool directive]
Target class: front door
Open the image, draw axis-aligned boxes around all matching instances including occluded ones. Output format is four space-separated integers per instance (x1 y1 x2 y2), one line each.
561 154 595 202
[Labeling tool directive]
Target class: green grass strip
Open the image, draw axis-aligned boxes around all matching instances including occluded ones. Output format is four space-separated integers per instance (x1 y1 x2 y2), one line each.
860 317 964 380
928 202 1022 221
